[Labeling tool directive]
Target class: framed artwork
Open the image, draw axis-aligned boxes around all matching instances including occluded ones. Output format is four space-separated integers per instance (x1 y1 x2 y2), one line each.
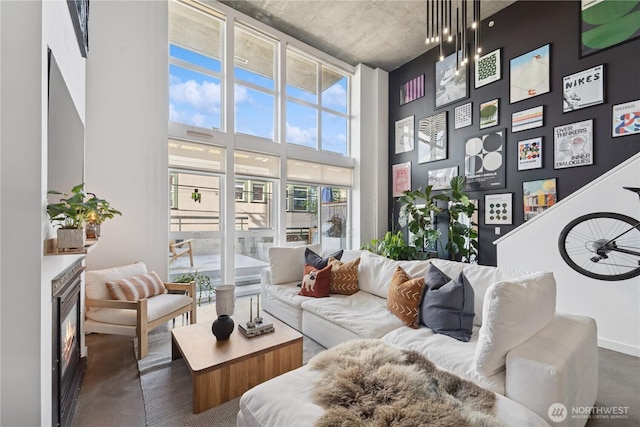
435 51 468 108
612 99 640 137
523 178 557 221
563 64 604 112
475 49 501 88
455 102 473 129
518 137 543 171
418 112 447 163
512 106 544 133
395 116 415 154
464 129 506 191
400 75 425 106
485 193 513 225
581 1 640 58
479 99 499 129
68 0 90 58
392 162 411 197
554 119 594 169
510 44 550 104
428 166 458 191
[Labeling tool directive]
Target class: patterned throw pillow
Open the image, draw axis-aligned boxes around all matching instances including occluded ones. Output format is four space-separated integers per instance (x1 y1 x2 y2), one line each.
387 266 425 329
299 264 332 298
106 271 167 301
328 257 360 295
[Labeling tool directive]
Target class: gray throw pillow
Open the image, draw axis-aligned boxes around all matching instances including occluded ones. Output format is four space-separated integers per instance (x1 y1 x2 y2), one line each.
421 264 475 342
305 248 343 270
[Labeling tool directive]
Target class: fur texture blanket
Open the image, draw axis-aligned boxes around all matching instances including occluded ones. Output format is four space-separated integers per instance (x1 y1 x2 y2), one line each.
308 339 504 427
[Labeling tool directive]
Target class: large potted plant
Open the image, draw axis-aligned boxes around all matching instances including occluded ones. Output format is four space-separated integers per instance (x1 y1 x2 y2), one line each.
86 195 122 238
442 176 478 263
397 186 447 253
47 183 95 250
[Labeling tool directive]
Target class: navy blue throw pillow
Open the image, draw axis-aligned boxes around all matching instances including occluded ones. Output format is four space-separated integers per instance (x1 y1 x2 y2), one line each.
421 265 475 342
304 248 343 270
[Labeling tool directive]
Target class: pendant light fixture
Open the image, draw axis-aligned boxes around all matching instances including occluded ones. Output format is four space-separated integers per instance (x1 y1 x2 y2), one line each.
425 1 481 63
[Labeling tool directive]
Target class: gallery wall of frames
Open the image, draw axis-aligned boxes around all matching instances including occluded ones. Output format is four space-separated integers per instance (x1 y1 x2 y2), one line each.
388 0 640 266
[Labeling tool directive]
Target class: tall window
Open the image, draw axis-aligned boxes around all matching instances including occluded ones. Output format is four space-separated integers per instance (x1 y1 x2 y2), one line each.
168 1 223 130
234 25 276 140
286 48 349 155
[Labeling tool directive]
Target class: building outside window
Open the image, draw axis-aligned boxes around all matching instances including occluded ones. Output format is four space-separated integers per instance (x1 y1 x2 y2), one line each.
168 0 353 289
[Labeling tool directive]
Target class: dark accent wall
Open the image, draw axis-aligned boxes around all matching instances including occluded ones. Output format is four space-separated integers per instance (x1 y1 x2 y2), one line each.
388 0 640 266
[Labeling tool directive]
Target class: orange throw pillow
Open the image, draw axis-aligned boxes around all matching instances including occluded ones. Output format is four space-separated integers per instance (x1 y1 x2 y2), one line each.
299 264 332 298
387 266 425 328
328 257 360 295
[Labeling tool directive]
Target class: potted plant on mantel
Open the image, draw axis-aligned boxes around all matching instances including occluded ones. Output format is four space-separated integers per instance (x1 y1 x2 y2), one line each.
47 183 93 251
47 183 122 250
86 195 122 238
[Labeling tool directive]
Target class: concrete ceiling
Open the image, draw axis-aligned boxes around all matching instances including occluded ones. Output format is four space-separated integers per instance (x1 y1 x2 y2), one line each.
219 0 517 71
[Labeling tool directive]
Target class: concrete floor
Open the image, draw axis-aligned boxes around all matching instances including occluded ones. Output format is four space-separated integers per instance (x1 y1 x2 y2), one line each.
72 327 640 427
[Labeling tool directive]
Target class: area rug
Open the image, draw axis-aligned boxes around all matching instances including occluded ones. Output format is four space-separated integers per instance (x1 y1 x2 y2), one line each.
134 327 325 426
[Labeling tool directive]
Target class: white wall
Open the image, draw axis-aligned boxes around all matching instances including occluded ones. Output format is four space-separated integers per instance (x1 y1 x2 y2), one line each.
84 0 169 277
1 0 87 424
352 65 389 248
496 153 640 356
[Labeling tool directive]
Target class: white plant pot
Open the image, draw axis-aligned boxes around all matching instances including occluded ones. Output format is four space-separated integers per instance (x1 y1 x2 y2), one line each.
57 228 86 251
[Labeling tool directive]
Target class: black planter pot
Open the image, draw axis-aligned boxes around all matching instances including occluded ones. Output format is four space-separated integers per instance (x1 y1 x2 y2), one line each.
211 315 234 340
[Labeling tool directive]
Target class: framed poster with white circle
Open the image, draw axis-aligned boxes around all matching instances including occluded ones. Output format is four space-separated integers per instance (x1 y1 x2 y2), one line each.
464 129 506 191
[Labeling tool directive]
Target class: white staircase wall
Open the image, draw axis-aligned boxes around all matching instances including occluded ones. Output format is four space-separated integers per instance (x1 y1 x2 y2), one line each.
495 153 640 356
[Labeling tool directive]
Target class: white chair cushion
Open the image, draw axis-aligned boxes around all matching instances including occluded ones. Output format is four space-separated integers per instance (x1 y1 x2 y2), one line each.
269 244 320 285
358 251 432 299
475 272 556 376
85 294 192 326
301 291 404 339
85 262 148 302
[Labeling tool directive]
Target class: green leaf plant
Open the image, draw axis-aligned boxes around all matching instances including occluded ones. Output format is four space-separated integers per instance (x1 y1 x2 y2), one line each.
172 270 213 306
442 176 479 263
361 231 417 261
47 183 95 229
397 186 448 253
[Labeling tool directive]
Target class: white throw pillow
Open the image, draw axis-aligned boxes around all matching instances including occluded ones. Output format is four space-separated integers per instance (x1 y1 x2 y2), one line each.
462 264 536 326
269 244 321 285
85 262 148 301
474 272 556 376
358 251 432 299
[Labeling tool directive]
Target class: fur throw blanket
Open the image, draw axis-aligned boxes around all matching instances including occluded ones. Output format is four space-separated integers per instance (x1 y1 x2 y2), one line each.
308 339 504 427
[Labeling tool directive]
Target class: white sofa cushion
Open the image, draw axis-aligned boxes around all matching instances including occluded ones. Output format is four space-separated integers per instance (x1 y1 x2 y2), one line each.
475 272 556 376
436 260 535 326
85 262 149 307
301 291 404 339
381 326 506 395
85 293 193 326
264 281 309 310
358 251 432 299
269 244 320 285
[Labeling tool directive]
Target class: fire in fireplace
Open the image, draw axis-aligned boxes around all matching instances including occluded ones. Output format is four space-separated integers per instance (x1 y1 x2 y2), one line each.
52 260 86 427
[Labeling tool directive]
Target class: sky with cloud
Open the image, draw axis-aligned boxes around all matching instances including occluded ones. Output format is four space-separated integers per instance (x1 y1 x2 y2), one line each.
169 44 348 154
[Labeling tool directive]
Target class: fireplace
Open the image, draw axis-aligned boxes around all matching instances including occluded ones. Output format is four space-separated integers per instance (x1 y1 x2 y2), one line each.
52 260 86 427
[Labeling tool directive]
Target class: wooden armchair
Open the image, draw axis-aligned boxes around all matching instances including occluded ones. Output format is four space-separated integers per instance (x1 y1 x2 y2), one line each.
84 262 196 359
170 239 194 266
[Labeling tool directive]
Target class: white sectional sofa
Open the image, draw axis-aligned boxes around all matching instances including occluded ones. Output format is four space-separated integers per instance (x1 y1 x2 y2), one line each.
240 244 598 427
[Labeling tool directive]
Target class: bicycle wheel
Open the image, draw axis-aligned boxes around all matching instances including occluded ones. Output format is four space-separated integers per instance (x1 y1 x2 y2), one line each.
558 212 640 281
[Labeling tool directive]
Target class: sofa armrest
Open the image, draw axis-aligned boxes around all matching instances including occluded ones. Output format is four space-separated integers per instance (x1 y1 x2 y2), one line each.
505 314 597 427
260 266 272 286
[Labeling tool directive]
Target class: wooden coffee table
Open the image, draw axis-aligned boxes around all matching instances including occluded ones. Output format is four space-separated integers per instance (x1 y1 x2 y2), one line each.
171 302 303 414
